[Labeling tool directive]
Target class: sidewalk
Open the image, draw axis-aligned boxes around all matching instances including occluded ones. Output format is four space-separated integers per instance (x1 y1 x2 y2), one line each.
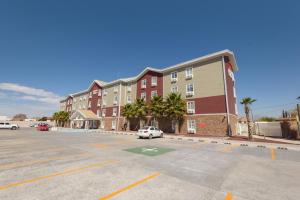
253 135 300 145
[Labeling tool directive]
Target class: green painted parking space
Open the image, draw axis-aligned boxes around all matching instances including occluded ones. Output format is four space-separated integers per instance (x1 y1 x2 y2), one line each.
124 146 175 156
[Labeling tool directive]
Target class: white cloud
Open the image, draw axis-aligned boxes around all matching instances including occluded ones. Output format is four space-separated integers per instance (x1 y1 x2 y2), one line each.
0 83 61 104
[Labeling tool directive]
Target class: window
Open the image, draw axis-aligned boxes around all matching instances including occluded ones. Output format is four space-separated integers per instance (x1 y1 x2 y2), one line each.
80 97 82 101
127 84 132 92
102 100 107 106
185 67 193 79
114 86 118 93
186 83 194 96
89 92 92 98
127 95 132 103
83 96 87 100
103 89 108 96
102 109 106 117
187 101 195 114
88 101 91 108
141 92 146 100
97 109 101 117
171 86 178 93
151 90 157 98
93 89 98 95
114 95 118 105
98 90 102 96
151 76 157 86
112 120 116 130
171 72 178 82
97 99 101 106
187 120 196 133
141 79 147 89
112 107 117 116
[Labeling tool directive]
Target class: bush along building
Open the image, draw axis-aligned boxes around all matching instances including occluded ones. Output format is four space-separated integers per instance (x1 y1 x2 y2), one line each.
60 49 238 136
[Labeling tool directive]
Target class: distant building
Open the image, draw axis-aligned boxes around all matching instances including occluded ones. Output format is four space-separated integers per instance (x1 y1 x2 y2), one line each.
60 50 238 136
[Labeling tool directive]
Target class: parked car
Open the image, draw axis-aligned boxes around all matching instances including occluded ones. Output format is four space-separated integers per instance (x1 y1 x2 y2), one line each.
137 126 163 139
0 122 19 130
37 123 49 131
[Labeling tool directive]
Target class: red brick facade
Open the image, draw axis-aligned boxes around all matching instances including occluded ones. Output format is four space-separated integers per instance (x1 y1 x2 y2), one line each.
136 70 163 103
88 82 102 114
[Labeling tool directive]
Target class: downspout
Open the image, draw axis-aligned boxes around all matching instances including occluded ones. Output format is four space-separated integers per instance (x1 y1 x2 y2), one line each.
116 83 122 131
222 56 231 136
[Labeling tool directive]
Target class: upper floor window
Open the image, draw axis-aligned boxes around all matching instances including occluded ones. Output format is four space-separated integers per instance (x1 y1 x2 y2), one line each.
114 86 118 93
187 101 195 114
102 109 106 117
127 84 132 92
141 92 146 100
88 101 91 108
89 92 92 98
98 90 102 96
151 90 157 98
102 100 107 106
114 95 118 105
171 72 178 82
141 79 147 89
151 76 157 86
186 83 194 96
171 85 178 93
97 99 101 106
186 67 193 79
112 107 117 116
93 89 98 95
127 95 132 103
103 89 108 96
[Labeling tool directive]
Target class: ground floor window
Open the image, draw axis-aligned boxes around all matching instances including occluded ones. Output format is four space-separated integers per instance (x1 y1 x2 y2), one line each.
187 120 196 133
112 120 116 130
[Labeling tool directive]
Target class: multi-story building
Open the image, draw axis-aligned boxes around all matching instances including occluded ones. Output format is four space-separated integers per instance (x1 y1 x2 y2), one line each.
60 49 238 136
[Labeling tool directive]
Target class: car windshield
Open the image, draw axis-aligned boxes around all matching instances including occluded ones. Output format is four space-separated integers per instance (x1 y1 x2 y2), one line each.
140 126 149 130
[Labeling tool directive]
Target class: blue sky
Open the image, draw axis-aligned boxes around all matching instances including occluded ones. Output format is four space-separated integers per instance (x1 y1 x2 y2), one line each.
0 0 299 117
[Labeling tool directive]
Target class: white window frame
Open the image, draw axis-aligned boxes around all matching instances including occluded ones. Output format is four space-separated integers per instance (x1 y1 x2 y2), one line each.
171 72 178 82
89 92 92 98
114 86 118 93
127 95 132 103
93 89 98 95
103 89 108 96
113 95 118 105
141 92 146 100
102 100 106 107
98 90 102 96
151 90 157 98
151 76 157 86
187 120 196 133
186 83 194 96
102 109 106 117
112 120 116 130
185 67 193 79
97 99 101 106
88 101 91 108
141 79 147 89
112 107 117 117
171 85 178 93
127 85 132 92
187 101 195 114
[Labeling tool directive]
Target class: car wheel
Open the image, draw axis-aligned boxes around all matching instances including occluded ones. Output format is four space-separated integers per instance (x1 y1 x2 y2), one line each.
138 136 143 139
11 127 16 130
160 133 164 138
149 134 153 139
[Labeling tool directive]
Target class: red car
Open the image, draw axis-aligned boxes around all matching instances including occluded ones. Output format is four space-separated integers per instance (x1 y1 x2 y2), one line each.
37 123 49 131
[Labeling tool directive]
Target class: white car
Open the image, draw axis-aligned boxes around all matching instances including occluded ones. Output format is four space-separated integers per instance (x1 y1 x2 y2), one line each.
137 126 163 139
0 122 19 130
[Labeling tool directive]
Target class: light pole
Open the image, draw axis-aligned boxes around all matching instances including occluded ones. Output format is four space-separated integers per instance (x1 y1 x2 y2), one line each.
297 97 300 139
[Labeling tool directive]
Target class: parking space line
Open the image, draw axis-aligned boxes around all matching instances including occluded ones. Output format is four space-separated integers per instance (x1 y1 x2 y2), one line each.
98 172 160 200
0 160 118 190
271 148 276 160
225 192 232 200
220 145 239 153
0 152 92 170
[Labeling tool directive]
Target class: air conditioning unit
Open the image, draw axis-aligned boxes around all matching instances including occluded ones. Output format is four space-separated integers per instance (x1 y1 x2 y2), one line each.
171 78 177 83
141 85 146 89
102 113 106 117
187 109 195 114
186 74 193 80
127 87 132 92
188 129 196 134
97 103 101 107
112 113 117 117
186 92 194 97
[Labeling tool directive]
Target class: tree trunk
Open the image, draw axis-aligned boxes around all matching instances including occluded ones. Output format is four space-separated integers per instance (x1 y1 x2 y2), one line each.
175 120 179 134
245 106 252 140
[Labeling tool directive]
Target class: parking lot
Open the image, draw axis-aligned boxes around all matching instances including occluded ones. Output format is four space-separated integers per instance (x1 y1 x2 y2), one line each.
0 128 300 200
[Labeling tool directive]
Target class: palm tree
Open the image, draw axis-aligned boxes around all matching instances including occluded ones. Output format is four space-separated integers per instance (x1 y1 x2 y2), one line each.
122 103 134 130
52 111 69 127
165 93 186 134
52 112 59 126
149 96 165 127
132 98 148 129
240 97 256 140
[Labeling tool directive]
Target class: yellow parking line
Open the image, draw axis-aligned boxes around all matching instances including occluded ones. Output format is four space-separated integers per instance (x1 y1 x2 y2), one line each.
98 172 160 200
221 145 238 153
0 152 92 170
0 160 118 190
270 148 276 160
225 192 232 200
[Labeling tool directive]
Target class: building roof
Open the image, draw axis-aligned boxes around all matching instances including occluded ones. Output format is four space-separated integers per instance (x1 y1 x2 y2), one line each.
60 49 238 101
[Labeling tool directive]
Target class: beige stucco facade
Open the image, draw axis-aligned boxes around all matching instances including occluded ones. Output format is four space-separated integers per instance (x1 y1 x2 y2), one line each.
163 57 225 99
72 93 89 110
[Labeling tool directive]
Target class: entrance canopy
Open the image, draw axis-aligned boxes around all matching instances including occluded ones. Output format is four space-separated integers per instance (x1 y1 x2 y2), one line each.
70 110 100 121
